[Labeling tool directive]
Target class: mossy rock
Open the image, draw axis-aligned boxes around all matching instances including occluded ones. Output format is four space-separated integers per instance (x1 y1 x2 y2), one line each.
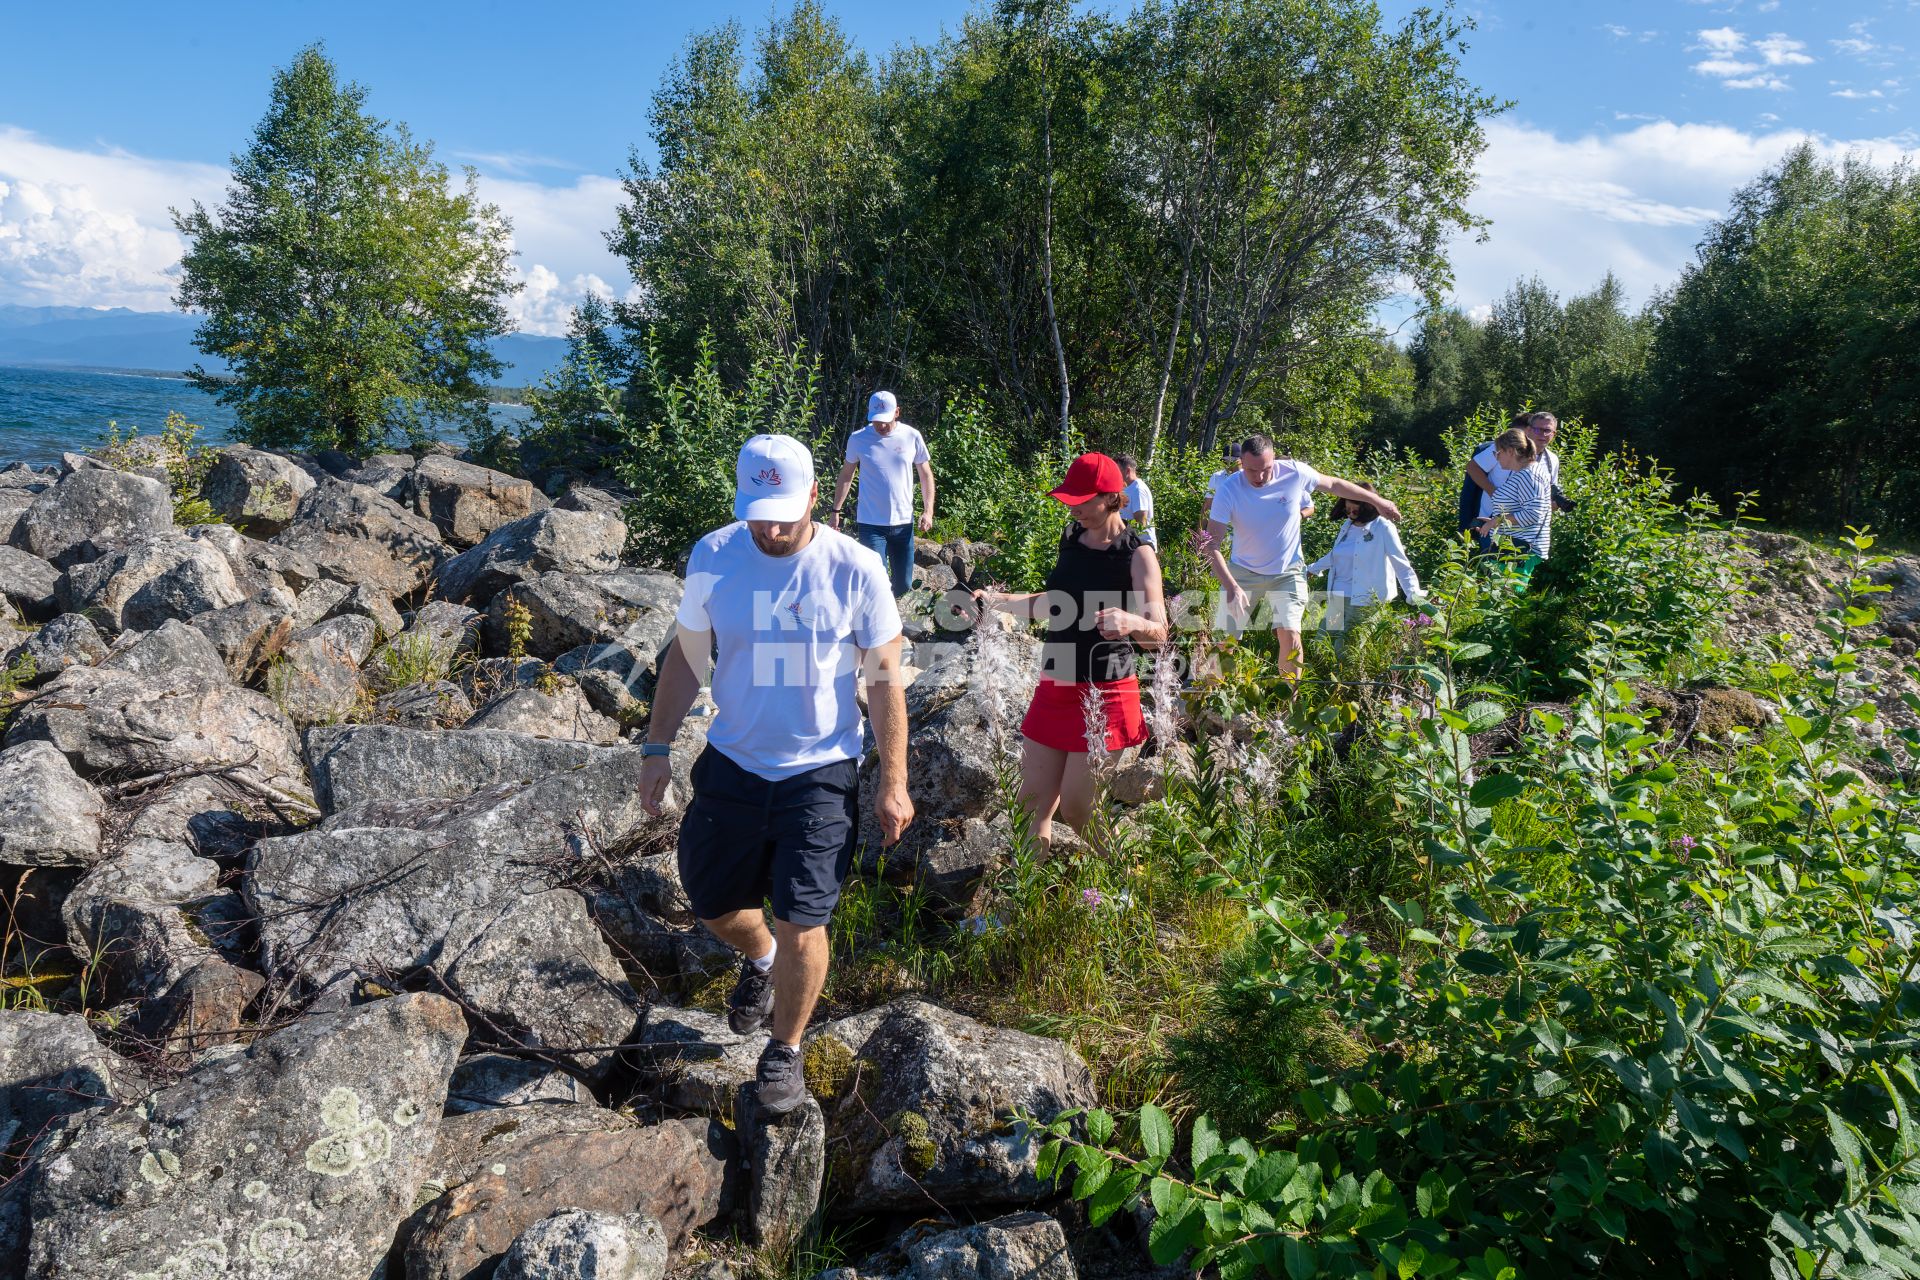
802 1034 855 1102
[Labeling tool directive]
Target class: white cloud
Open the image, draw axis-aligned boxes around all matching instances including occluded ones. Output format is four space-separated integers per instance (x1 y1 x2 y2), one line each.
1833 36 1878 55
1754 34 1814 65
1832 88 1886 99
1412 118 1920 323
1696 27 1747 54
1693 27 1811 88
0 124 633 335
0 126 226 309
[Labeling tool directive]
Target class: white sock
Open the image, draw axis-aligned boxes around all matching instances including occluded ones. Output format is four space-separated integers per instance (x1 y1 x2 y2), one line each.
750 941 777 973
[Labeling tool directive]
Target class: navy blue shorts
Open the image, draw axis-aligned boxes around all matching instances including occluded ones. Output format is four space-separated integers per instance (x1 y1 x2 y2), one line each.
675 746 860 927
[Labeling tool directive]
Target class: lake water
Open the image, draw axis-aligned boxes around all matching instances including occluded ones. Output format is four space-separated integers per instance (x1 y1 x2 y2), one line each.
0 364 531 467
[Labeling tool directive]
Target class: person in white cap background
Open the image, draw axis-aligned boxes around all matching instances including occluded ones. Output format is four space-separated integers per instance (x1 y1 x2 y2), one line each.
829 390 935 597
640 432 914 1114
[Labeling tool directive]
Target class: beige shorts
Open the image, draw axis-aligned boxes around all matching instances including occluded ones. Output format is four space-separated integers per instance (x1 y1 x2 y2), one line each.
1216 565 1310 634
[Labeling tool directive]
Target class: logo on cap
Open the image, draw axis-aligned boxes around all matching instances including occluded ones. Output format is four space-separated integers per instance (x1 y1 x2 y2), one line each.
751 466 785 488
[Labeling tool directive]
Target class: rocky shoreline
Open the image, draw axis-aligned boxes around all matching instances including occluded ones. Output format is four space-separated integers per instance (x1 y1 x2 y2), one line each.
0 439 1161 1280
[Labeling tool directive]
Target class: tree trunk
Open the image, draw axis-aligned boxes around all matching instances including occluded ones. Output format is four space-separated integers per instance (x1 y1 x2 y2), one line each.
1038 18 1070 454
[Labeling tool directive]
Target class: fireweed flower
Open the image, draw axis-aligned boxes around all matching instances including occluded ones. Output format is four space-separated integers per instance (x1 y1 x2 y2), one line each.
1189 528 1217 556
1145 648 1184 745
1081 683 1114 773
1081 887 1104 908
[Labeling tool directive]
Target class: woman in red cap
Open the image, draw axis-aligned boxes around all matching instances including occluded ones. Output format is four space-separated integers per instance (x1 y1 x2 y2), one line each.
973 452 1167 851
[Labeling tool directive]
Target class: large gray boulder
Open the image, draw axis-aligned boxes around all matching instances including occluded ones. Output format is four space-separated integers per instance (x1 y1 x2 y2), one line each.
4 621 309 804
60 838 224 1005
201 444 315 535
632 1006 769 1115
189 593 295 682
435 508 627 605
365 599 480 687
735 1084 825 1251
303 724 624 814
423 1100 637 1195
904 1213 1077 1280
466 682 624 745
437 891 641 1076
12 467 172 569
403 1118 730 1280
493 1209 669 1280
0 1011 140 1156
246 761 646 1062
0 546 58 621
56 533 248 632
486 569 680 662
8 613 107 683
446 1054 594 1112
24 992 465 1280
0 490 34 550
858 632 1038 897
269 620 371 727
0 740 106 867
813 999 1095 1214
409 454 550 548
271 479 448 599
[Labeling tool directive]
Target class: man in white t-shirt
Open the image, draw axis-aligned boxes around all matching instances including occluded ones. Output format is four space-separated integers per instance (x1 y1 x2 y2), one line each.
1115 453 1156 546
1202 442 1312 556
642 433 913 1115
1206 433 1402 678
1463 411 1571 549
829 390 935 596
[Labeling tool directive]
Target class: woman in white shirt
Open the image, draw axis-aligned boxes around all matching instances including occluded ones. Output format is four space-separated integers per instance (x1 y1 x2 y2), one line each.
1306 490 1423 655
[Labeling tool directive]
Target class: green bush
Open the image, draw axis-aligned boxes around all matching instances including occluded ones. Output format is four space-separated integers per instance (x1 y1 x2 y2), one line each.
612 335 822 568
1035 535 1920 1278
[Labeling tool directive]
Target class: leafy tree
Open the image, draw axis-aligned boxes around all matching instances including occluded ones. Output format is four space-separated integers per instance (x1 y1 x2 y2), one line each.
173 45 518 457
1481 274 1569 408
1642 145 1920 530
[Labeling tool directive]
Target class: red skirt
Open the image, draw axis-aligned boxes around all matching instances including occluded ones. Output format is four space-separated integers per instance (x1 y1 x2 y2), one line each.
1020 676 1148 754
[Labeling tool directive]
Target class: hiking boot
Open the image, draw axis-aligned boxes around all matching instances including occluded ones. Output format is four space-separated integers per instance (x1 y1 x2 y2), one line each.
727 958 775 1035
756 1040 807 1115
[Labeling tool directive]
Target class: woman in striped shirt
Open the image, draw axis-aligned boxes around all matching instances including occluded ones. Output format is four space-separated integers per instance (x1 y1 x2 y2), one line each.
1473 427 1554 590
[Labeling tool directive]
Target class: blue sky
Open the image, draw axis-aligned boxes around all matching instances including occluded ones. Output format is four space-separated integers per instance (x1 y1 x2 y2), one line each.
0 0 1913 334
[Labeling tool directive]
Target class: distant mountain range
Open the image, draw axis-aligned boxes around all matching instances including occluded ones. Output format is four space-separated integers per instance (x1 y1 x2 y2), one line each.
0 304 571 386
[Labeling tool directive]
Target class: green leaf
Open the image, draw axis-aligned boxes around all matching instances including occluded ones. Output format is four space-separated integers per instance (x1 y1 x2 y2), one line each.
1139 1103 1174 1164
1087 1108 1114 1146
1191 1114 1221 1171
1829 1107 1868 1199
1284 1238 1317 1280
1457 948 1510 976
1086 1167 1138 1226
1072 1155 1112 1201
1416 1169 1450 1219
1244 1150 1300 1202
1469 774 1528 806
1147 1202 1203 1265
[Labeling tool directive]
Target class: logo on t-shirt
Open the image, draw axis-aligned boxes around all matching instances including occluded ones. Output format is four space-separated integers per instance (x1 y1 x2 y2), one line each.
751 466 785 488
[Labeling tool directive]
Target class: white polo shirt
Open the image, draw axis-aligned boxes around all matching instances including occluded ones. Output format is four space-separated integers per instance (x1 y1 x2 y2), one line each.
675 523 901 781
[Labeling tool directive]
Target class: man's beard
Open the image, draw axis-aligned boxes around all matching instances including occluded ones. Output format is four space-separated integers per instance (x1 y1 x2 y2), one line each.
751 523 811 556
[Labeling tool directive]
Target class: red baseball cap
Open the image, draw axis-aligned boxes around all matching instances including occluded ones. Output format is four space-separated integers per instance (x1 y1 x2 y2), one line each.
1049 452 1124 505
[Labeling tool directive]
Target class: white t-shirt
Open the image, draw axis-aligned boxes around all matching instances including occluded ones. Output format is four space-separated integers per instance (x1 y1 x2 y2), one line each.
1472 443 1560 519
1121 478 1156 543
675 523 902 781
845 424 929 526
1208 461 1322 577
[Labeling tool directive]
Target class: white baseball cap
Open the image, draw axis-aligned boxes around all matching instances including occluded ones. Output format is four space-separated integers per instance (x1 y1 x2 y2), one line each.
867 390 899 423
733 433 815 522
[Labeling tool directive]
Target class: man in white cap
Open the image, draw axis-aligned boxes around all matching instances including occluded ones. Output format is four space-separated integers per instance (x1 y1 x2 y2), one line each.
641 433 914 1114
829 390 935 597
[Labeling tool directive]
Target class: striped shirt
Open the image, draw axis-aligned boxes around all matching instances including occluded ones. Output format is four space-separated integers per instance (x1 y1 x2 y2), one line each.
1492 463 1553 559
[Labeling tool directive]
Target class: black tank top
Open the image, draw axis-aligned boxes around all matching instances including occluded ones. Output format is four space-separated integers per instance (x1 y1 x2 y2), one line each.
1040 521 1144 684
